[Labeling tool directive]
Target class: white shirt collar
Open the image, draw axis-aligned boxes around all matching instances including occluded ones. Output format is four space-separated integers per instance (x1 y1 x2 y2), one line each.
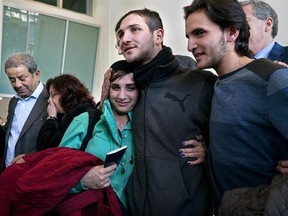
254 41 275 59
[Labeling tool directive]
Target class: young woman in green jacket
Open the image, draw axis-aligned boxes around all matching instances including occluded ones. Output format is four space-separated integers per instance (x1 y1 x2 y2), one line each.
59 60 138 208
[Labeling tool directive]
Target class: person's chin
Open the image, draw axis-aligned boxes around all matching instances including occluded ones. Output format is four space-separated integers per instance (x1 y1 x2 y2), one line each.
117 112 128 116
124 52 137 63
115 108 129 115
197 60 209 70
17 92 29 98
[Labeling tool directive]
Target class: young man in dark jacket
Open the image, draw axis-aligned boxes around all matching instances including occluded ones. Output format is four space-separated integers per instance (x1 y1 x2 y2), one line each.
113 8 217 216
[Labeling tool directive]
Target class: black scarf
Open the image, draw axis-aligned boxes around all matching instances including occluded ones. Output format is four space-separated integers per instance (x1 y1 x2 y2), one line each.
133 46 178 89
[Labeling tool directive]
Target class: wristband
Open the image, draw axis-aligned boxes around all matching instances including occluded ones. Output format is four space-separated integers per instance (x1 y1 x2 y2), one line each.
46 116 57 120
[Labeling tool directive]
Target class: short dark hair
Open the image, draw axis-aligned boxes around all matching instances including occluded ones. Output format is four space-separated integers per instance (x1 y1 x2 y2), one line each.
46 74 96 112
240 0 278 38
115 8 163 33
5 52 38 74
184 0 252 57
110 60 134 82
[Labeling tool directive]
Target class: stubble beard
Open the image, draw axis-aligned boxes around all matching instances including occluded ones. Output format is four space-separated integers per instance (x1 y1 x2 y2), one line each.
126 38 156 66
205 34 226 70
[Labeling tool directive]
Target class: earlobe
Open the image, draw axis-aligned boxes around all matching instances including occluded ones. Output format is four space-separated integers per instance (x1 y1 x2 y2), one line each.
226 27 239 42
35 69 40 76
154 29 164 44
265 17 273 32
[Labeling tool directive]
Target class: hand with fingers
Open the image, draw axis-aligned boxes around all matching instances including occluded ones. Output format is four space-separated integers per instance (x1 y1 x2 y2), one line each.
81 163 117 189
100 68 112 108
179 134 207 165
277 160 288 174
12 154 26 164
274 60 288 68
47 97 57 118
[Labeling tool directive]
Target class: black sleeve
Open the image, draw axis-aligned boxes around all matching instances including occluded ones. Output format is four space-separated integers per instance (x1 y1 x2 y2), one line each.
36 118 61 151
0 126 5 159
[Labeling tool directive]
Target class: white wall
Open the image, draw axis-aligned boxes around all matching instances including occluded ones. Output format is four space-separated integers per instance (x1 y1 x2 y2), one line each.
109 0 287 53
1 0 287 102
93 0 195 100
107 0 193 64
93 0 288 100
0 0 286 119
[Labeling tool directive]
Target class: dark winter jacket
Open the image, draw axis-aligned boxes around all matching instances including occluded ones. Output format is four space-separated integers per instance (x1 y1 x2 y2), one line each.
126 46 217 216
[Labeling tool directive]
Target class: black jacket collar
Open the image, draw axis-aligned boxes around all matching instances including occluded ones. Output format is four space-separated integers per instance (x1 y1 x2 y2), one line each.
133 46 179 89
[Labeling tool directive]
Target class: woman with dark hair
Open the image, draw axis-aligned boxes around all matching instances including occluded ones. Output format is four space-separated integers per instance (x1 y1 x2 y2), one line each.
59 60 138 211
36 74 96 150
0 63 138 214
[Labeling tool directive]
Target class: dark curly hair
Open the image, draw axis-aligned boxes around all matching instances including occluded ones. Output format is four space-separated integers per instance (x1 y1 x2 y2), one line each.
184 0 253 58
46 74 96 112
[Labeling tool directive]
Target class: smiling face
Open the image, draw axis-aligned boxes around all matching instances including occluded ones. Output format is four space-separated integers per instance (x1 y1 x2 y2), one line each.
6 65 40 98
109 73 138 116
185 10 227 70
115 14 162 65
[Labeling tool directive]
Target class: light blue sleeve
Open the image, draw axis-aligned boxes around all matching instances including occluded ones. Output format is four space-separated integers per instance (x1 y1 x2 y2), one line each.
59 112 89 149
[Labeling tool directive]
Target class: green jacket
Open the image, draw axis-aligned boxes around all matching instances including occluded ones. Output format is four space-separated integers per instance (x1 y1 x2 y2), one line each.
59 99 134 206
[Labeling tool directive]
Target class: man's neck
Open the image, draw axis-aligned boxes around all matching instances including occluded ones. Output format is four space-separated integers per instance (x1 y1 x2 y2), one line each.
254 41 274 59
216 54 253 76
139 45 163 66
252 38 274 55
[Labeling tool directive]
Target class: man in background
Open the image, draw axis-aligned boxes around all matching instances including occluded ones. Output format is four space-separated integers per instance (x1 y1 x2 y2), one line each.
0 53 48 172
240 0 288 64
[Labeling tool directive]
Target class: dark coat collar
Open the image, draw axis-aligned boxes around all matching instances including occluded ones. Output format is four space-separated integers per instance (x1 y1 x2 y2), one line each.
133 46 179 89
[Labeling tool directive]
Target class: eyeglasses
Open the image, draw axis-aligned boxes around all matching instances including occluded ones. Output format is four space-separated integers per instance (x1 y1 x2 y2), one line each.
115 43 122 55
49 92 60 98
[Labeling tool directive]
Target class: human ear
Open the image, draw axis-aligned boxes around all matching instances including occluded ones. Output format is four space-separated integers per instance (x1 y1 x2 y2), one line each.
226 27 239 42
265 17 273 32
154 28 164 44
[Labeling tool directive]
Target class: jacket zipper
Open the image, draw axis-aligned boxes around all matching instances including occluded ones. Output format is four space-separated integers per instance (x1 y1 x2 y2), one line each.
142 86 148 216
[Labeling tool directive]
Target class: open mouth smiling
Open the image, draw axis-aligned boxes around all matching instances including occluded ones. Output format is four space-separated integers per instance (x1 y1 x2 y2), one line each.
193 52 204 61
123 45 135 53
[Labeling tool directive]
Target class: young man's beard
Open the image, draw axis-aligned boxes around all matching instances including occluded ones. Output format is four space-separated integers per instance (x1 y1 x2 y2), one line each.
129 39 156 66
203 33 226 70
